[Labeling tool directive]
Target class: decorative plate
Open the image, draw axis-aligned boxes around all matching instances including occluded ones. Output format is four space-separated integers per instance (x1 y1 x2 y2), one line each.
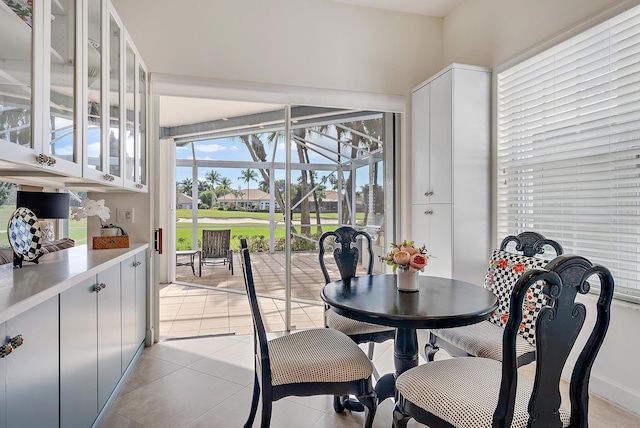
7 207 42 261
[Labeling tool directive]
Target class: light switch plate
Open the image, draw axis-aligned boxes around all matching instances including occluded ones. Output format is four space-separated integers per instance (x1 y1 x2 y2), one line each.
117 208 133 223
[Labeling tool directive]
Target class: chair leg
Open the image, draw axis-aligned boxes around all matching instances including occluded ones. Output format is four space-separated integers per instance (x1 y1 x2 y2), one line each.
260 398 272 428
392 402 411 428
424 332 440 362
244 374 260 428
357 391 377 428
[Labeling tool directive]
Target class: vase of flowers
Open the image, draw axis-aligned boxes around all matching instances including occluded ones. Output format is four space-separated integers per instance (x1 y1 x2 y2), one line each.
380 240 429 292
70 198 112 234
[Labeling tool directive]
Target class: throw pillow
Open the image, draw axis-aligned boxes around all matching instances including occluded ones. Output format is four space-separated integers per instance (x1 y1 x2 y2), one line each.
484 249 548 346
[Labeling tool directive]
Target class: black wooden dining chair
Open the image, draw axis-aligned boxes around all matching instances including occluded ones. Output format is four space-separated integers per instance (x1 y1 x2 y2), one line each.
318 226 395 410
394 254 614 428
424 231 563 367
240 239 377 428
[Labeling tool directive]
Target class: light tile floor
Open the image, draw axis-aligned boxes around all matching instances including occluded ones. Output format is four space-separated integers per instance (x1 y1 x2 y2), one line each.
146 252 640 427
102 332 639 428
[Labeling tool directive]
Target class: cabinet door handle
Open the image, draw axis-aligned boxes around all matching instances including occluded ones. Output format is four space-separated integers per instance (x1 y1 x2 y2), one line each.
94 283 107 292
0 344 12 358
10 334 24 348
424 210 434 215
135 183 143 189
134 261 142 267
36 153 56 166
424 191 434 197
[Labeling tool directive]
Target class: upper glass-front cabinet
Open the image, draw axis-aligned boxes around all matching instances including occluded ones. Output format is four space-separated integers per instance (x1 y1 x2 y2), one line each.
0 0 33 155
83 2 146 190
0 0 81 175
0 0 147 190
123 30 147 191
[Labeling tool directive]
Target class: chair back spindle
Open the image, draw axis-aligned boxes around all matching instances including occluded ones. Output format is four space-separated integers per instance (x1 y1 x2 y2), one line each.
239 239 270 370
318 226 374 284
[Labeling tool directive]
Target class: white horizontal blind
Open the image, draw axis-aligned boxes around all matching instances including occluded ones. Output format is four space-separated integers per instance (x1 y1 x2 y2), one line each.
497 5 640 301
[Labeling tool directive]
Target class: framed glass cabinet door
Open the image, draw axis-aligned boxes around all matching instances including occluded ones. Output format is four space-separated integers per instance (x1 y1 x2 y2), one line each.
46 0 81 175
84 0 105 180
0 0 34 163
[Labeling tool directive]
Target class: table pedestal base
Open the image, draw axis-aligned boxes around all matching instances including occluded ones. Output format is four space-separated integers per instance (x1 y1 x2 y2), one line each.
375 327 418 402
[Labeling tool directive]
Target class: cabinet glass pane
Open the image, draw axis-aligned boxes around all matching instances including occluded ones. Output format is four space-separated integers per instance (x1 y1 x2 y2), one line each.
108 13 120 177
49 0 76 162
124 41 134 181
87 0 102 171
138 64 146 184
0 0 33 149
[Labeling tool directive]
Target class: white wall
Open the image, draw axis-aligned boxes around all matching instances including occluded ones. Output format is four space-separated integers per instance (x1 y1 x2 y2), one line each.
110 0 443 97
442 0 637 68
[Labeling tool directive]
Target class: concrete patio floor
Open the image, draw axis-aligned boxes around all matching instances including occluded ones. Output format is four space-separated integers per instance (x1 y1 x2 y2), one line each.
162 251 377 340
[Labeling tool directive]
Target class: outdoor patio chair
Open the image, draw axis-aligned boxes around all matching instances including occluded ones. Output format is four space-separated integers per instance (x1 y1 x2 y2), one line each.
319 226 395 411
393 254 614 428
199 229 233 276
424 231 564 367
240 239 377 428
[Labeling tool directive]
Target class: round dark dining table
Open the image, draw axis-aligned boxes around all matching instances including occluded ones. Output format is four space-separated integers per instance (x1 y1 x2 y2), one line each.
321 274 498 402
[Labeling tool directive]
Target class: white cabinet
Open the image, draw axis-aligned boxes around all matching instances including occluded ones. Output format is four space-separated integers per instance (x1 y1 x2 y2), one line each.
0 0 81 176
121 250 147 371
60 263 122 428
411 64 491 284
59 276 99 428
0 0 148 191
1 297 59 428
96 263 122 410
0 321 4 428
60 247 147 428
82 1 148 190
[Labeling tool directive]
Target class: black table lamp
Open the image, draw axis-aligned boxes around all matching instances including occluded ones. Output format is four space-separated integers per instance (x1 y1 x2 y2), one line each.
16 191 70 241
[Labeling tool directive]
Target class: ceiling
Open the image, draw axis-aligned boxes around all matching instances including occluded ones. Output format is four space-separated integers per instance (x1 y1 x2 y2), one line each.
329 0 466 17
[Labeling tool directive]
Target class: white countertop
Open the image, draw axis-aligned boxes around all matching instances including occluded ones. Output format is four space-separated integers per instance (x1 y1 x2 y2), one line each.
0 243 149 323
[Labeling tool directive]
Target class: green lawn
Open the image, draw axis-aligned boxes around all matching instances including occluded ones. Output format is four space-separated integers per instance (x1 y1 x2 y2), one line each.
175 208 361 221
175 223 338 250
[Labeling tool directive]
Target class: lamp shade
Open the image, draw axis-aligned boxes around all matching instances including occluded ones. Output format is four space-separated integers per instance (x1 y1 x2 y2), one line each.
16 191 70 219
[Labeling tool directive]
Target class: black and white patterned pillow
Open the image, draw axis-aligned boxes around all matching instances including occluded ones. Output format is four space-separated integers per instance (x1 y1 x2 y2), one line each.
8 207 43 261
484 249 547 346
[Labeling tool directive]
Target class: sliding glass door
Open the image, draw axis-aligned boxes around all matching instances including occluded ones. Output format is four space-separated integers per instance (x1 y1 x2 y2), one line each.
166 99 393 339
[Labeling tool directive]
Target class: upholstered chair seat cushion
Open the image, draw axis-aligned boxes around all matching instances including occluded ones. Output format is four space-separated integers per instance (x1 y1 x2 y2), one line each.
326 310 394 336
267 328 373 386
430 321 534 361
396 358 570 428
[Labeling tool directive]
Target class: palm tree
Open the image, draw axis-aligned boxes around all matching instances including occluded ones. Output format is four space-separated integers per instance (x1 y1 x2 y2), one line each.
205 170 221 188
178 178 192 195
216 177 232 198
239 168 258 209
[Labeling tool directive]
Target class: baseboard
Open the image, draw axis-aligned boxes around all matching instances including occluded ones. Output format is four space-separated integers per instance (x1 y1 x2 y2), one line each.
91 341 145 428
563 363 640 418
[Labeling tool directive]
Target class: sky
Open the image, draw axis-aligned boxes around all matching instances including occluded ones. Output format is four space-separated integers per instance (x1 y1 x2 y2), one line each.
174 134 381 192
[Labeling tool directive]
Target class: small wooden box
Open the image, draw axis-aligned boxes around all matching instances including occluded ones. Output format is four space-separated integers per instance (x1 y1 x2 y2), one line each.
92 236 130 249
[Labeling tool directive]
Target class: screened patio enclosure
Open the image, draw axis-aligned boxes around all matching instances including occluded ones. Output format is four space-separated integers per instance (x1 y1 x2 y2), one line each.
163 98 397 334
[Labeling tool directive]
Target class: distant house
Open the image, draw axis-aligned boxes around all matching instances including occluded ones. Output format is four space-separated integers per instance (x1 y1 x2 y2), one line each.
218 189 279 210
176 193 200 209
310 190 339 212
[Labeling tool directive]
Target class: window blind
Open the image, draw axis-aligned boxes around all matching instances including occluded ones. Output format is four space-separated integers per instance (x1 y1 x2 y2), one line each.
497 5 640 302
